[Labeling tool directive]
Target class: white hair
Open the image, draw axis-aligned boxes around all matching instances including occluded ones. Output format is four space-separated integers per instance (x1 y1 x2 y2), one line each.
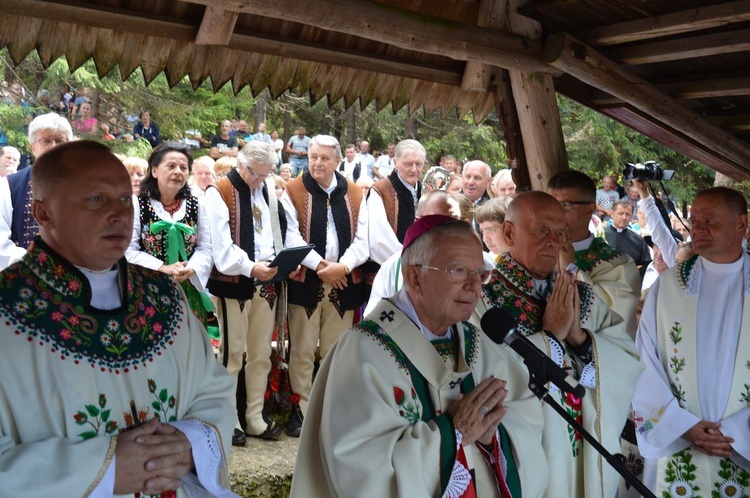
28 113 73 143
192 155 216 174
238 140 277 168
309 135 342 160
394 139 426 161
463 160 492 179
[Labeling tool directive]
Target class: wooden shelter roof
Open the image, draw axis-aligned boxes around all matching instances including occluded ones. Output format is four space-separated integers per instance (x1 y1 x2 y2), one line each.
2 0 750 179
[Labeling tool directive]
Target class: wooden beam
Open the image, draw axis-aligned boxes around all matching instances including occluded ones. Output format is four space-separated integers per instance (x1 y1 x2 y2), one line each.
606 29 750 65
0 0 463 86
543 33 750 178
506 0 568 190
589 76 750 106
186 0 554 73
196 6 239 45
576 0 750 47
658 77 750 99
600 106 749 180
707 114 750 130
461 0 506 92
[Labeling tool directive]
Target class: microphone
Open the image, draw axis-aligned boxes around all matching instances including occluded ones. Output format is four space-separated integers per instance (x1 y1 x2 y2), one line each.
480 307 585 399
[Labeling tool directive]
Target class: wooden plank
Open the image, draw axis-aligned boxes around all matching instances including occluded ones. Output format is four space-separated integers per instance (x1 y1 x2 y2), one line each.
187 0 553 73
460 0 506 91
543 32 750 178
607 29 750 65
93 29 128 79
658 77 750 99
4 16 41 64
0 0 465 87
577 0 750 47
195 6 238 45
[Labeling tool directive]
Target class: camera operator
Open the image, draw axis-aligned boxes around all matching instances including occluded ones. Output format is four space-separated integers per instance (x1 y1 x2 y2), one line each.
633 180 680 267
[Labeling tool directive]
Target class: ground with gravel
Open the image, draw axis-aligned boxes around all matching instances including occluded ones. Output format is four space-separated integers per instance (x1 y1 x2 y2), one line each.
228 433 298 497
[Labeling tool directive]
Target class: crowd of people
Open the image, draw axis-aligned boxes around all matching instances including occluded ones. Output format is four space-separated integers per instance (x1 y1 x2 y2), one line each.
0 109 748 498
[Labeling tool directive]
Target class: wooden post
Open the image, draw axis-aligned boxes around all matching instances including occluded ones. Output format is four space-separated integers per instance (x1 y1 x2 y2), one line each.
506 0 569 190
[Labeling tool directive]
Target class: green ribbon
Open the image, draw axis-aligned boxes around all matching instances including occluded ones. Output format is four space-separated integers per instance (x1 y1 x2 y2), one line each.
150 220 195 265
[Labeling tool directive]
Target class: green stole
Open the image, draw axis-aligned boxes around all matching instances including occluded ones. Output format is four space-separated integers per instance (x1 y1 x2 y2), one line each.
356 304 521 497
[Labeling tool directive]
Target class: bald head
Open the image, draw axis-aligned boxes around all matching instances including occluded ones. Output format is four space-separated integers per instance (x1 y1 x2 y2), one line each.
32 141 124 200
505 191 564 225
417 190 461 219
504 191 567 278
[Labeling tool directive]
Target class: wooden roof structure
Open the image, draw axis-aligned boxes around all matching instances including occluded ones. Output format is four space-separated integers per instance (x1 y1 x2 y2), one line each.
2 0 750 183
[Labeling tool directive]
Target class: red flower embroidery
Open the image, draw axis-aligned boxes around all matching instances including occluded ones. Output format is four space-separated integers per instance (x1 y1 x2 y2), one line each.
393 386 405 405
290 394 301 405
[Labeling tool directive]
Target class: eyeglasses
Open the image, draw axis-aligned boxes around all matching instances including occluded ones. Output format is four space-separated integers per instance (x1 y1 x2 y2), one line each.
33 138 68 147
559 200 593 208
414 264 492 284
246 166 272 179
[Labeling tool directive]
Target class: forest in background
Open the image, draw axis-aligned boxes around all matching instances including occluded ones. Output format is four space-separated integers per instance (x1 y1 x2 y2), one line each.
0 48 723 210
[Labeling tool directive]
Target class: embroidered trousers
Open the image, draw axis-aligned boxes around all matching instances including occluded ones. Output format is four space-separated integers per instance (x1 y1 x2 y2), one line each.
288 282 353 413
217 291 276 435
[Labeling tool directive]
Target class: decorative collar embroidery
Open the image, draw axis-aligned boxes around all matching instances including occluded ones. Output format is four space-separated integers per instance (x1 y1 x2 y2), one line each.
574 237 624 272
0 238 183 373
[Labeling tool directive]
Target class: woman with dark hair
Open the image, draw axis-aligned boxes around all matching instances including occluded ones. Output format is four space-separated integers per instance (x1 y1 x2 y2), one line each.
126 142 213 326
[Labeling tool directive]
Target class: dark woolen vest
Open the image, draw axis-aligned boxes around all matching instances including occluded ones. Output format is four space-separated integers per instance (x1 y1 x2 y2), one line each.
285 171 363 310
370 170 421 243
8 167 36 249
207 169 287 300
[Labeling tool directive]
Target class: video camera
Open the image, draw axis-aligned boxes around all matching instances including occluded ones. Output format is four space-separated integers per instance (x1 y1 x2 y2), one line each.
622 160 674 181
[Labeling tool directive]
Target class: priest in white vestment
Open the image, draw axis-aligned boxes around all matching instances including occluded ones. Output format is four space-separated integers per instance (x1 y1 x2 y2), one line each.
0 141 237 497
292 215 548 498
634 187 750 497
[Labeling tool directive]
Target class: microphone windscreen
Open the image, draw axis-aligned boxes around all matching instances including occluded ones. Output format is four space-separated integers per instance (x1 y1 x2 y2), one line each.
480 307 518 344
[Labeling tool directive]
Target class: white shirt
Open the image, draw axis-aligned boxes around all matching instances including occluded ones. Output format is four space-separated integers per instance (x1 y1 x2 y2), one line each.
356 152 376 178
367 175 419 265
125 196 213 292
639 195 679 267
280 174 369 271
205 182 303 278
0 176 27 270
374 154 395 179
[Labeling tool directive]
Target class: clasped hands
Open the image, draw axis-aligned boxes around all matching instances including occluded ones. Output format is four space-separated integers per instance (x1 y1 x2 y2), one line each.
447 377 508 447
159 262 195 283
316 260 349 289
114 418 195 495
542 269 588 347
683 420 735 457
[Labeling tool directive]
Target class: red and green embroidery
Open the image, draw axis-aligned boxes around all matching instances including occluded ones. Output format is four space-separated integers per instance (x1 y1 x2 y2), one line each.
74 393 119 440
561 391 583 457
393 386 421 423
148 379 178 423
0 241 183 372
574 237 623 272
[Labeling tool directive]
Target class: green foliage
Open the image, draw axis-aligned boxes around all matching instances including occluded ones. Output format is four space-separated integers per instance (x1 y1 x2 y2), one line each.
0 102 32 149
0 48 729 203
560 96 715 206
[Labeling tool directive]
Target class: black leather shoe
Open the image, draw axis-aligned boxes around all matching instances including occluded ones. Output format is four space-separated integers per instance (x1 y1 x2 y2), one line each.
247 423 281 441
286 404 304 438
232 428 246 446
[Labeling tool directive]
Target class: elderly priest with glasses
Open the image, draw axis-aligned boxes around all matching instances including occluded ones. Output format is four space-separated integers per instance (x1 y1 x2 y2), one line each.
291 215 548 498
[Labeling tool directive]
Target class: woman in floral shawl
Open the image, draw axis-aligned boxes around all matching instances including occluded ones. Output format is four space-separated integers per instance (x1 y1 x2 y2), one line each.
126 142 214 328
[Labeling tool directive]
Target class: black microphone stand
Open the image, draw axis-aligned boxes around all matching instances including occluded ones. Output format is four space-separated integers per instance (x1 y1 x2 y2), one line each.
526 369 656 498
